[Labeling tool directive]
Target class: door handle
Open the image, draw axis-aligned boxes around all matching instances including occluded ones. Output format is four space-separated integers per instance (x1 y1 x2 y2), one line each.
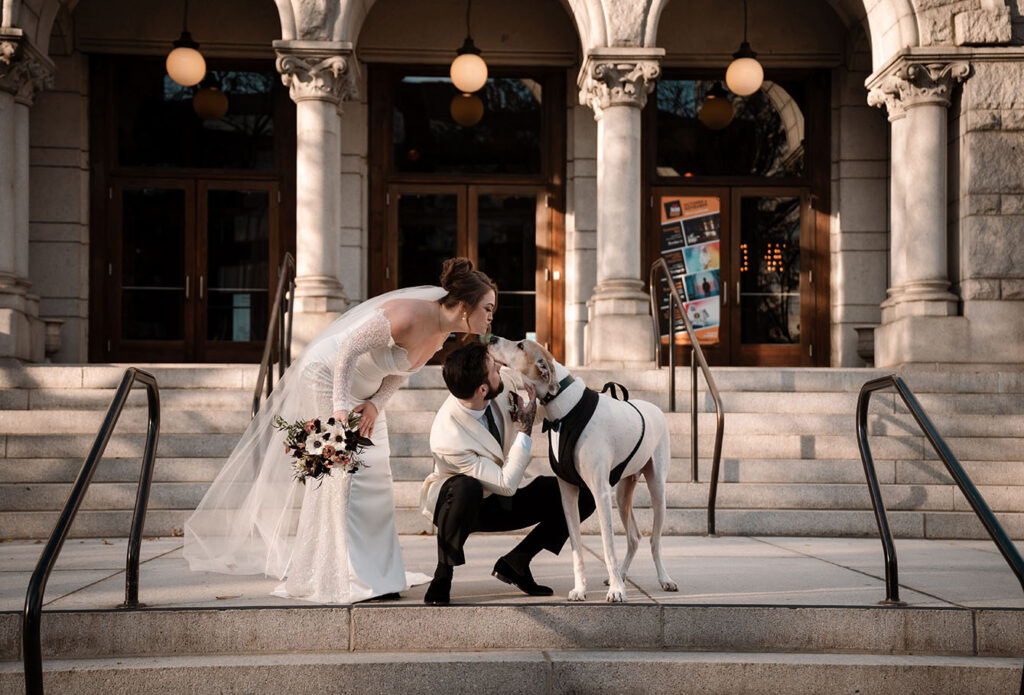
185 275 190 299
199 276 204 299
722 283 727 306
736 281 741 306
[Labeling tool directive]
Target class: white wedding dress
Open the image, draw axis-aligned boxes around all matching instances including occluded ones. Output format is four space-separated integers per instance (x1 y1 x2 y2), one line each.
184 286 440 603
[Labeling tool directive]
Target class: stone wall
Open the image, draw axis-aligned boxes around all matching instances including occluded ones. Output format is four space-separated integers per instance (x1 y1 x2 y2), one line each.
27 44 87 362
830 33 890 367
565 88 597 367
955 55 1024 363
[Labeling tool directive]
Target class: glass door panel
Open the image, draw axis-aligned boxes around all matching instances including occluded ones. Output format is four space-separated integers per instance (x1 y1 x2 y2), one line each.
731 190 806 365
112 182 194 361
738 196 801 344
653 189 730 365
395 191 461 287
204 188 272 345
475 191 538 341
120 188 187 341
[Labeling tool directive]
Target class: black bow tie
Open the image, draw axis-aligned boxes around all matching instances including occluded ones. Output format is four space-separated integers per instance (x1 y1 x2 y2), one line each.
542 418 561 433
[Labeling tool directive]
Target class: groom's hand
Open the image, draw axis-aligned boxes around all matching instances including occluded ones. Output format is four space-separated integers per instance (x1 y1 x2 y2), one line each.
509 383 537 436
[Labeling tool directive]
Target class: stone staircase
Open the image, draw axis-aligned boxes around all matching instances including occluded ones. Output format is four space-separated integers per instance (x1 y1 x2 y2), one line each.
1 601 1021 692
1 364 1023 540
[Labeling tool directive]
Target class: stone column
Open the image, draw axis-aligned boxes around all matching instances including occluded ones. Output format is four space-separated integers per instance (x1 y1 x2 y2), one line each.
0 32 53 361
275 41 357 349
578 48 663 365
867 59 970 366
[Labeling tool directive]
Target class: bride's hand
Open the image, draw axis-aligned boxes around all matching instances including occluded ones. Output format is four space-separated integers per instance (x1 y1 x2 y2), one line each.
351 403 378 438
333 410 348 425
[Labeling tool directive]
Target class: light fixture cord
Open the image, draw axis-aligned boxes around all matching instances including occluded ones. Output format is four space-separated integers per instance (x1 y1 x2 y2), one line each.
466 0 472 38
741 0 749 43
182 0 190 33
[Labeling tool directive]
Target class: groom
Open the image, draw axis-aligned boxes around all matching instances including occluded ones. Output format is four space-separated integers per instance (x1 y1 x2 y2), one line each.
420 342 595 605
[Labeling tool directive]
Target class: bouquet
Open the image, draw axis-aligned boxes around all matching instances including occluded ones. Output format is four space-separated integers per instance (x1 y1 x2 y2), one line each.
274 413 373 484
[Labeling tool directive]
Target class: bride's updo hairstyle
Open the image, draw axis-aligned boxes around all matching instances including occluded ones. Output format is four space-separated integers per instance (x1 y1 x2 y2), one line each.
439 257 497 310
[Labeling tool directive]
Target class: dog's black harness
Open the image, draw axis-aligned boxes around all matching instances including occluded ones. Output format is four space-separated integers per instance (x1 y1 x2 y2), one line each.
542 380 646 490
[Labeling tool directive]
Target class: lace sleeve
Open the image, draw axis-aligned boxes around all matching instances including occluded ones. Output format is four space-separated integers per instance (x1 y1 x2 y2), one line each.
369 374 407 413
332 310 393 413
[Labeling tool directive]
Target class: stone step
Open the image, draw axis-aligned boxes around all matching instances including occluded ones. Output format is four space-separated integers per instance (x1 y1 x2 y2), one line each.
7 480 1021 514
3 456 1021 488
0 603 1019 661
3 430 1022 463
1 651 1019 694
4 407 1023 438
3 365 1023 395
3 507 1022 540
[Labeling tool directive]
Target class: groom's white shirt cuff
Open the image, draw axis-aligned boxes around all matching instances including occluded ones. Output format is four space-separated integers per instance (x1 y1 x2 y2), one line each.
454 400 531 451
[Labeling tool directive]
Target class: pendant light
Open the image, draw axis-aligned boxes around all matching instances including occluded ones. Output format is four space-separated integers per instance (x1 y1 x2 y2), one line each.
166 0 206 87
193 79 229 120
725 0 764 97
450 92 484 127
449 0 488 94
698 83 734 130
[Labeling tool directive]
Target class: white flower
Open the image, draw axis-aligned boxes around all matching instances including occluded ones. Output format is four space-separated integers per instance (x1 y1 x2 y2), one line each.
307 435 325 456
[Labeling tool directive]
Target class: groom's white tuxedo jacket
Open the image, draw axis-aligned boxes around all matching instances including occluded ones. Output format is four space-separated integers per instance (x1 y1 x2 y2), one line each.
420 378 538 520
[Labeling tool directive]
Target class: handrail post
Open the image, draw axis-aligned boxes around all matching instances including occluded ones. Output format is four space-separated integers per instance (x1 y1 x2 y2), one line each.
690 347 697 483
124 375 160 608
648 257 725 536
252 253 296 419
668 294 676 413
24 368 161 694
856 381 904 605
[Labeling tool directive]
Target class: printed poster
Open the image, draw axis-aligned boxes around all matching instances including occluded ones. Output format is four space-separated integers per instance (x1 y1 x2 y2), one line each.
658 196 721 345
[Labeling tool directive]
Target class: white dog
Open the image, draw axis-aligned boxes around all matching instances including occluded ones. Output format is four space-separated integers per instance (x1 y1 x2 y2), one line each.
489 337 677 602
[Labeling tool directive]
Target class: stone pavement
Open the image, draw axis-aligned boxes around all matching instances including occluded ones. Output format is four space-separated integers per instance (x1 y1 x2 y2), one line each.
2 534 1022 611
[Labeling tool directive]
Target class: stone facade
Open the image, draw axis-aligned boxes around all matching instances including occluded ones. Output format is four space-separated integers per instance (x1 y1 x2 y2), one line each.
0 0 1021 368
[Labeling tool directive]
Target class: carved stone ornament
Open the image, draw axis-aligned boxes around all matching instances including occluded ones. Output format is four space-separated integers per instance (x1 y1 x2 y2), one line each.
868 59 970 119
275 51 358 105
0 37 54 106
579 54 661 118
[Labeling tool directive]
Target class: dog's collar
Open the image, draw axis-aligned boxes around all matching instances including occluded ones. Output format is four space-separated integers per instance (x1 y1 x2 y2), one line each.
540 375 575 405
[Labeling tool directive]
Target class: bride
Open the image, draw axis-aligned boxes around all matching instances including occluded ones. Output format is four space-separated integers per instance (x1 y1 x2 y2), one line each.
184 258 497 603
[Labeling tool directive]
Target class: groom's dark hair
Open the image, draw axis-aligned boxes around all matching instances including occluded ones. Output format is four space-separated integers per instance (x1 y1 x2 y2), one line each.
443 343 490 399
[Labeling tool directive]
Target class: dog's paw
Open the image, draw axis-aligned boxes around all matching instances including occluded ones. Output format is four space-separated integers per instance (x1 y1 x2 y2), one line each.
567 587 586 602
605 587 626 602
660 579 679 592
603 574 627 586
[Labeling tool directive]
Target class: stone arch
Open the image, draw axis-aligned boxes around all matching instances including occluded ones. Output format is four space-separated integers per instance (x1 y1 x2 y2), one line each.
647 0 921 72
333 0 591 50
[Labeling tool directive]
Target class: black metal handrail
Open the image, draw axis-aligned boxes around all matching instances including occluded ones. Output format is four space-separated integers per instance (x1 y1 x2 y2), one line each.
649 257 725 535
856 374 1024 604
252 252 296 418
23 368 160 695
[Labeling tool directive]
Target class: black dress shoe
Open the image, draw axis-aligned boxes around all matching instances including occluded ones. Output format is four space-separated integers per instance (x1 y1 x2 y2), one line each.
423 577 451 605
367 592 401 602
492 557 553 596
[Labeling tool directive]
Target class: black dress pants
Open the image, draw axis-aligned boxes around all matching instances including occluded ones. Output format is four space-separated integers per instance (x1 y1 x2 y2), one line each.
433 474 596 566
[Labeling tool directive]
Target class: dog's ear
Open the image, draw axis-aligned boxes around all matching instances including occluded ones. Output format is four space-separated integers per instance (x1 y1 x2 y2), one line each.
535 353 558 392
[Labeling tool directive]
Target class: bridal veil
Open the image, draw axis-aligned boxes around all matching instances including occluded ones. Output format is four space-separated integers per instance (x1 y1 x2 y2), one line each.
183 285 448 578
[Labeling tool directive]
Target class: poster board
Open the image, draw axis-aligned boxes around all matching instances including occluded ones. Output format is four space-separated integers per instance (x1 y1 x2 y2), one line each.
658 196 721 345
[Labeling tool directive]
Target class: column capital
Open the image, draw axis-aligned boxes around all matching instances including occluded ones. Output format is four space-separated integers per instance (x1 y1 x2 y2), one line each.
867 57 970 119
578 48 664 119
273 40 359 106
0 31 54 106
